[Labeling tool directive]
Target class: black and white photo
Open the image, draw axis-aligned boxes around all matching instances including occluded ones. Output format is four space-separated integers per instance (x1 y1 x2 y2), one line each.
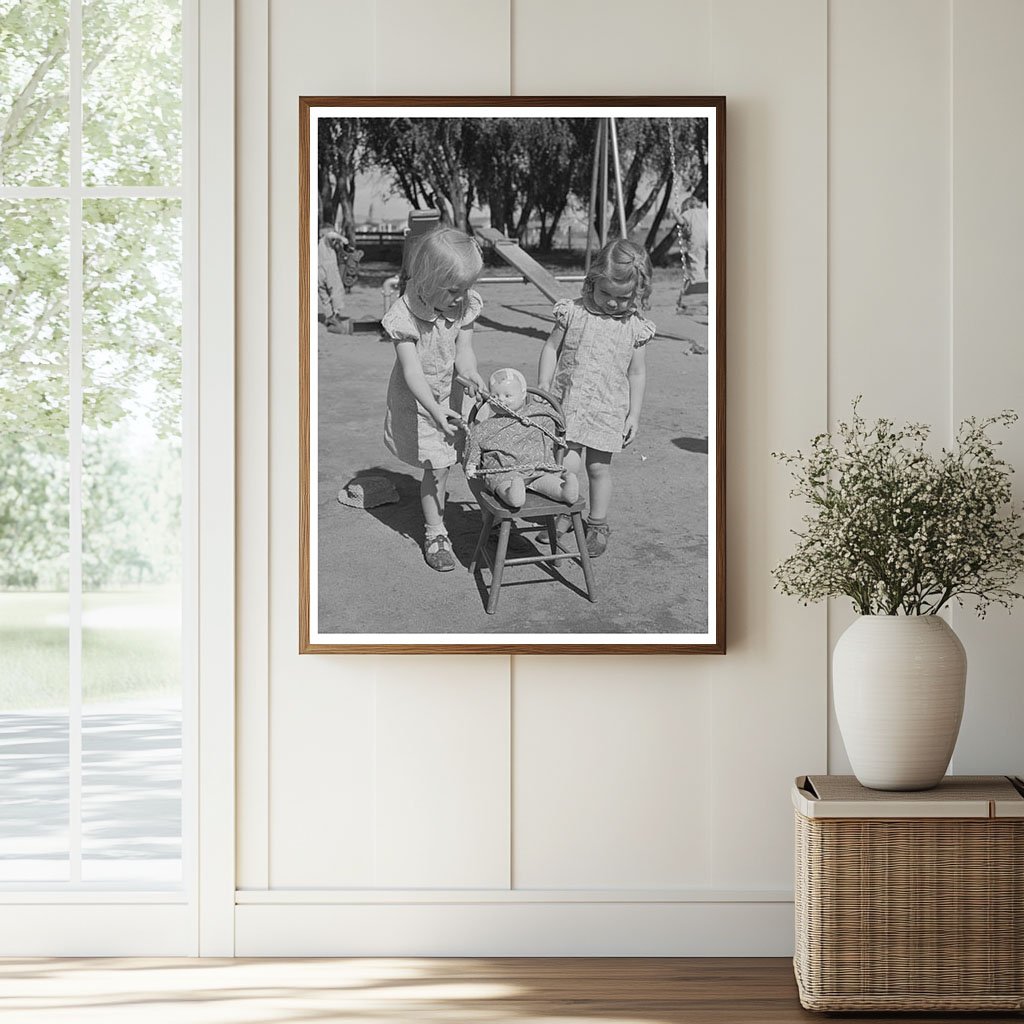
299 98 725 653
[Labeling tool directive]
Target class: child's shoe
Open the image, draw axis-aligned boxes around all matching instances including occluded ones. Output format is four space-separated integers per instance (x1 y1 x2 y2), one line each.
424 533 456 572
584 519 611 558
554 509 581 536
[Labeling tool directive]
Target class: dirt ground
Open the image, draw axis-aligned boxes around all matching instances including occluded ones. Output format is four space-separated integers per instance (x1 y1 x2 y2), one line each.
316 262 710 635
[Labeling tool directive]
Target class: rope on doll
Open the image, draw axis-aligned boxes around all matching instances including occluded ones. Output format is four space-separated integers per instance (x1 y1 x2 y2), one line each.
465 463 549 479
461 381 566 451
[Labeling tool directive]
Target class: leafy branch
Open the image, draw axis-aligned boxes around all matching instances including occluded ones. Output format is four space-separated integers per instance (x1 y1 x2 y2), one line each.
772 400 1024 617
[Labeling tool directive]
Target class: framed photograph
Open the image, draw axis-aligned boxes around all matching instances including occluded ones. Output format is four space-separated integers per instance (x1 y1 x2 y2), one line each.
300 97 725 653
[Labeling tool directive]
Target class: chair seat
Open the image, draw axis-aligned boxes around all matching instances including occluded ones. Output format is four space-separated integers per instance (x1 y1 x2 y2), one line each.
474 484 586 522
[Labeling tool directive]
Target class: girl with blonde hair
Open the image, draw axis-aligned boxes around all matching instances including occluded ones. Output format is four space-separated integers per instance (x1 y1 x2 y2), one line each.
382 227 486 572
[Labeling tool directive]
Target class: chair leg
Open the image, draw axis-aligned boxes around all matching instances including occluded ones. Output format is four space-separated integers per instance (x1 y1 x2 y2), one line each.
487 519 512 614
469 511 493 575
570 512 597 603
545 517 558 553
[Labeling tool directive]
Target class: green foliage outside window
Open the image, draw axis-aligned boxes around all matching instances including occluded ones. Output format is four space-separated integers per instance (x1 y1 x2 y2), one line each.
1 0 183 592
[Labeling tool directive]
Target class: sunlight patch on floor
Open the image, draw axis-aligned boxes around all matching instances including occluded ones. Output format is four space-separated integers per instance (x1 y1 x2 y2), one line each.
0 957 684 1024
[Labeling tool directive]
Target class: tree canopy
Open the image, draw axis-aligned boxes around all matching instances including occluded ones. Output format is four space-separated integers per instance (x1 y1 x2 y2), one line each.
318 114 708 258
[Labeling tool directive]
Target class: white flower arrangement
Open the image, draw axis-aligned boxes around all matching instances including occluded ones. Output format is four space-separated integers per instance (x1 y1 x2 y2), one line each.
772 401 1024 617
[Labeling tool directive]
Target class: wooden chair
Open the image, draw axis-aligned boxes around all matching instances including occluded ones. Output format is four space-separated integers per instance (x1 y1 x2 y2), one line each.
462 386 597 615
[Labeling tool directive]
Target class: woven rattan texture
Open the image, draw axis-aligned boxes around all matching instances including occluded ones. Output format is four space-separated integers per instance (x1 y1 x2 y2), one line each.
794 812 1024 1011
806 774 1023 803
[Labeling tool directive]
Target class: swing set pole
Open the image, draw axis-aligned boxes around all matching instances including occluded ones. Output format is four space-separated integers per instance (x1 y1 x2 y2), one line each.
609 117 628 240
598 119 609 248
584 120 602 274
585 118 627 272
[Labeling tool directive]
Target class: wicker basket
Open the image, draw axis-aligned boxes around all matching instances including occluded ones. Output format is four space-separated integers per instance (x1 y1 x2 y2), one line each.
793 775 1024 1012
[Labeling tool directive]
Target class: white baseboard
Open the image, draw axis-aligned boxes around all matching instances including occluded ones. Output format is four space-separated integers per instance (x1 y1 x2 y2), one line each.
235 898 795 956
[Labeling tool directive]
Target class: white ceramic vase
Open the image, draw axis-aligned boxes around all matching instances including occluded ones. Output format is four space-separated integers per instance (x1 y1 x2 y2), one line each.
833 615 967 791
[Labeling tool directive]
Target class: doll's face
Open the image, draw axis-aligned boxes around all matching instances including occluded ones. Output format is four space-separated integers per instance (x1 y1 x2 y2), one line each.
491 378 526 411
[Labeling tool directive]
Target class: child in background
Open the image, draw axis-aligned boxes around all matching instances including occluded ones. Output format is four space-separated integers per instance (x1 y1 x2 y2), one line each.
382 227 486 572
317 225 348 332
537 238 656 557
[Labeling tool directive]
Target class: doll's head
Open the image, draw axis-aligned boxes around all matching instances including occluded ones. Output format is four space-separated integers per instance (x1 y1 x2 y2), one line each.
488 367 527 412
406 227 483 318
582 238 653 314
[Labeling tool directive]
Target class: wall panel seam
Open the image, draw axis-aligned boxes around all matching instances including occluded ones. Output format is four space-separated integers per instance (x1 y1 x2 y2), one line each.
236 0 271 893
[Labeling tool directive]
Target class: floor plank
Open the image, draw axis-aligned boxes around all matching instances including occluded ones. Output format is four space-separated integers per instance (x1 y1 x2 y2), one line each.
0 957 1019 1023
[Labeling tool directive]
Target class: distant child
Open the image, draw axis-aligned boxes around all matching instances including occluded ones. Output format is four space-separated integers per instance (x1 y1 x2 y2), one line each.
678 196 709 288
382 227 486 572
675 195 709 313
317 225 348 332
537 238 656 557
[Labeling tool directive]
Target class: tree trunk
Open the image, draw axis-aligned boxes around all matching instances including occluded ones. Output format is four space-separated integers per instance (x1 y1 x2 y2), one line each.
538 200 568 251
627 168 670 234
621 144 649 220
318 165 333 226
392 165 421 210
447 174 469 232
333 177 356 242
649 222 680 266
487 189 508 235
513 202 532 244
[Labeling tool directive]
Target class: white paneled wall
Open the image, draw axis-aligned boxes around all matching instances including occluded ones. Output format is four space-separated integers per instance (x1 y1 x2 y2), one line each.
826 0 953 773
511 0 713 94
948 0 1024 776
235 0 1024 954
373 659 510 888
828 0 951 426
513 657 713 889
376 0 510 94
705 0 828 890
264 0 371 891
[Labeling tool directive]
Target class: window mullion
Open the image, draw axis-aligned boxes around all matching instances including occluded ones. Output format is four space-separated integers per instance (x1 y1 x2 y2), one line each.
68 0 83 886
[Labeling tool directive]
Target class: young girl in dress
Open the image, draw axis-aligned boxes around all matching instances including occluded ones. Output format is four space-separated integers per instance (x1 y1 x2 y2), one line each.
382 227 485 572
537 238 656 558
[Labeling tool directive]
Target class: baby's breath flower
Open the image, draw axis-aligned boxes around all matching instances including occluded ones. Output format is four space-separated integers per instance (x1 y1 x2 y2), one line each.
772 399 1024 616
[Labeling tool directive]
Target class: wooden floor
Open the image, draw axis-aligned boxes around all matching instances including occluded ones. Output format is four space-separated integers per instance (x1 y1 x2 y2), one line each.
0 957 1020 1023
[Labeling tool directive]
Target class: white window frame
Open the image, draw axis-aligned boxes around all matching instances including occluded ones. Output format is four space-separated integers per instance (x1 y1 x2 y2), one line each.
0 0 235 956
195 0 236 958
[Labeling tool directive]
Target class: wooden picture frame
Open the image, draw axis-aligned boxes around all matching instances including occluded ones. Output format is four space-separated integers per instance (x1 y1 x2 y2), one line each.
300 97 725 653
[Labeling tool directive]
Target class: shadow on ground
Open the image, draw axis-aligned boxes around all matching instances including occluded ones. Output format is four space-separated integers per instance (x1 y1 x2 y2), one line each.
672 436 709 455
475 314 549 341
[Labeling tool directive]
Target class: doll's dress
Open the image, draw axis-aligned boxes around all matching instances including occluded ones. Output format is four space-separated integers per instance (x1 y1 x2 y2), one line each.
465 400 563 491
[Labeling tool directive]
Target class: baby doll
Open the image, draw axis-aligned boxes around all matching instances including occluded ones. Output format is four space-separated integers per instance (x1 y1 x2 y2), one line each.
464 368 580 509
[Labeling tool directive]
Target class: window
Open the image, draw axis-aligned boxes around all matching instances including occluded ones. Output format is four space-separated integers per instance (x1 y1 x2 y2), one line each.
0 0 192 890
